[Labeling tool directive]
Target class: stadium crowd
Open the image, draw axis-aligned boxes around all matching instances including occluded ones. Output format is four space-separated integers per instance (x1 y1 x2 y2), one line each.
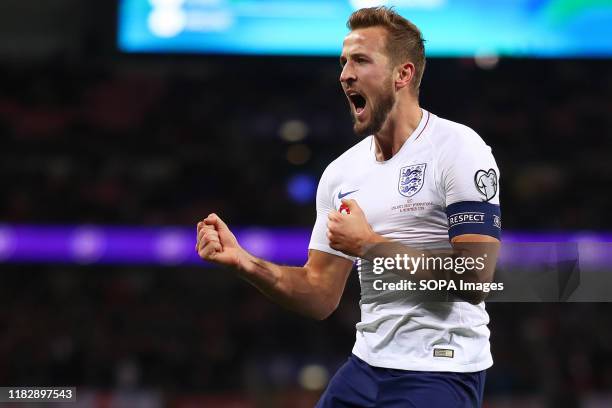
0 57 611 407
1 265 611 407
0 58 610 229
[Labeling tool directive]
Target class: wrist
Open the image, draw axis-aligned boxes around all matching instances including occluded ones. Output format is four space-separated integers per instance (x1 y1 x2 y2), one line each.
235 248 257 275
235 250 282 289
359 231 386 257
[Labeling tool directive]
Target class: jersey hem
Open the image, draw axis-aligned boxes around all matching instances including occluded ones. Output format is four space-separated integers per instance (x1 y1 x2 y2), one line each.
352 346 493 373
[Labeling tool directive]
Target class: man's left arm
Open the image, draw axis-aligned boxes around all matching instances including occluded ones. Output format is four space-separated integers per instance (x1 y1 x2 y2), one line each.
327 200 499 304
448 233 500 304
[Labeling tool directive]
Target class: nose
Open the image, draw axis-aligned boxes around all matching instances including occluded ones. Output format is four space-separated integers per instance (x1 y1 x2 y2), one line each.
339 62 356 85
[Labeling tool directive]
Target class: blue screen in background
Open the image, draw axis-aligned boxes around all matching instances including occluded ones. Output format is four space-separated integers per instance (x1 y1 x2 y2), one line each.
118 0 612 57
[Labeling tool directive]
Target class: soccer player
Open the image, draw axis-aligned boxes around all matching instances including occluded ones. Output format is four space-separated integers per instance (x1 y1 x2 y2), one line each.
196 6 501 407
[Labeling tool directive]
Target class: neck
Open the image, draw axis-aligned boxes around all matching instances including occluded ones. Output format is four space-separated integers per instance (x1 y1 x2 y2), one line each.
373 100 422 161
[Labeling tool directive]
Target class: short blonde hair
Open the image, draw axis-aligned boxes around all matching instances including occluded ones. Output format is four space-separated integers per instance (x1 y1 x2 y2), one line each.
348 6 426 93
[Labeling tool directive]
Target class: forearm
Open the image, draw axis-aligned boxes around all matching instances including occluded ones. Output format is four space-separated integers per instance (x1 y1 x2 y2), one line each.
236 253 340 320
363 238 450 280
196 214 349 317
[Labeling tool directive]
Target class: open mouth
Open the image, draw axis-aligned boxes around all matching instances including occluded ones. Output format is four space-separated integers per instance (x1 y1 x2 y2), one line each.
347 91 367 115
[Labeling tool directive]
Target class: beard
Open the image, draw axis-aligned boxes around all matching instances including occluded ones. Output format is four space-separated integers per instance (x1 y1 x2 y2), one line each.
352 79 396 138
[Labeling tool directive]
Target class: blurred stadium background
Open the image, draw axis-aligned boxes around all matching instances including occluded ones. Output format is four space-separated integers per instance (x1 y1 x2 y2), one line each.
1 1 611 407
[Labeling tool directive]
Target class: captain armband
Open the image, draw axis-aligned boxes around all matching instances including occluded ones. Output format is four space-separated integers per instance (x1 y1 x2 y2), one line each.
446 201 501 240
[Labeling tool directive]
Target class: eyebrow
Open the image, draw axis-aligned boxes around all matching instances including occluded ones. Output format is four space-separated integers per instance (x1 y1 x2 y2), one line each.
339 52 369 66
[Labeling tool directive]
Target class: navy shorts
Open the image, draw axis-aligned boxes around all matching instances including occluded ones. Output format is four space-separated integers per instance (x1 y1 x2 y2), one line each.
316 354 486 408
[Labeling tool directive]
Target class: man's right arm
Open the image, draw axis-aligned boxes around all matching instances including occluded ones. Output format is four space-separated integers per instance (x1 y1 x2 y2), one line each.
196 213 354 320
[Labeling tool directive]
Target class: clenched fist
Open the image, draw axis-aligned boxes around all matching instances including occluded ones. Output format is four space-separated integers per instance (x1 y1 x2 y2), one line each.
327 199 381 257
196 213 247 269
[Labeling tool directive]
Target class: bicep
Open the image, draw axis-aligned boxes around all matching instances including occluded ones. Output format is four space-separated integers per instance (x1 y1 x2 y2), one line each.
304 249 354 298
451 234 500 283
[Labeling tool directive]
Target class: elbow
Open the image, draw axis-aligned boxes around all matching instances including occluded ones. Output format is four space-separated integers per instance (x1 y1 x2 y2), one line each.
458 289 489 305
315 308 335 321
468 291 488 305
312 310 332 321
312 298 341 321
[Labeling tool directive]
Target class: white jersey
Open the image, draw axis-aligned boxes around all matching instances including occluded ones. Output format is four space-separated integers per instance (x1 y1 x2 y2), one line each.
308 109 501 372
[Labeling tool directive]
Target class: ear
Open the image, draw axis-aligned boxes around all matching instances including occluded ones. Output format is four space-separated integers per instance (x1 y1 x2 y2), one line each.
395 61 415 91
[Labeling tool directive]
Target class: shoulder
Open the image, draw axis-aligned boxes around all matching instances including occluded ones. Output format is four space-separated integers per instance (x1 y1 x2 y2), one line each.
428 114 490 153
425 114 496 174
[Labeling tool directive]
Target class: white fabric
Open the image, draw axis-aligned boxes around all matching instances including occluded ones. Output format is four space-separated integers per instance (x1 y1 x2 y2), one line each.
308 109 500 372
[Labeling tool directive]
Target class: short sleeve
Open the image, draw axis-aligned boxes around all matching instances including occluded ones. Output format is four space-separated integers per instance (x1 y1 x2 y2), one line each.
440 131 501 240
308 168 357 262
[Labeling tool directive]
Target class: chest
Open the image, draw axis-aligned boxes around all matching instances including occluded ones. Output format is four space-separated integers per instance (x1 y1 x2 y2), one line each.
331 154 443 233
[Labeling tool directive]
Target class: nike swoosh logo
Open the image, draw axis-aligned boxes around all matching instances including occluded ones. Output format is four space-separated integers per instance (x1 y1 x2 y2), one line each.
338 189 359 200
